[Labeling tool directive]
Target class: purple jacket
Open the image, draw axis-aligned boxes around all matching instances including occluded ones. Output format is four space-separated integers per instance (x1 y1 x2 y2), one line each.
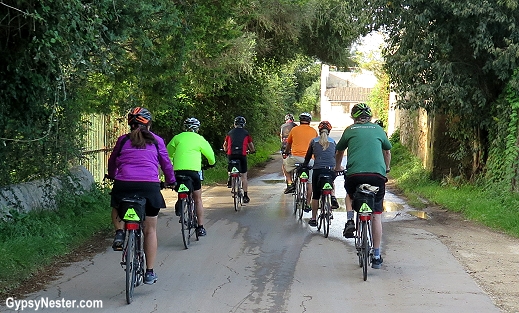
107 132 176 184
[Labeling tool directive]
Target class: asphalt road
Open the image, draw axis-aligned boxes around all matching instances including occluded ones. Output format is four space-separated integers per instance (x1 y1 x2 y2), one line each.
0 130 502 312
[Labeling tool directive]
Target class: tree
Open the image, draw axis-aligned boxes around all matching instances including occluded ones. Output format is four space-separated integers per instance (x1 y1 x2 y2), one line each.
368 0 519 177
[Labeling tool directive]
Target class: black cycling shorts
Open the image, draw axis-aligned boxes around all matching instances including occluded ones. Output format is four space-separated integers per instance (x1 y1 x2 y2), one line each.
311 168 336 200
110 180 164 217
174 170 202 191
344 173 387 213
228 155 248 173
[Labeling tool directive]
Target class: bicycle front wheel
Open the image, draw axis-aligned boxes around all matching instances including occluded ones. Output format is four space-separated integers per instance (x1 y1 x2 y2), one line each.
125 230 136 304
362 221 369 281
180 199 190 249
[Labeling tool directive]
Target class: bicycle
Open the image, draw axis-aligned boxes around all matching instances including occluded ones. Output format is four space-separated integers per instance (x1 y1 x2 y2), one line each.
103 175 147 304
352 184 377 281
118 196 147 304
175 174 199 249
316 170 336 238
228 159 243 211
292 163 310 220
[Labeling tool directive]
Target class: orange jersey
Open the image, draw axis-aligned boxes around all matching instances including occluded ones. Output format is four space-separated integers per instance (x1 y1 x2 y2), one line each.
287 124 318 157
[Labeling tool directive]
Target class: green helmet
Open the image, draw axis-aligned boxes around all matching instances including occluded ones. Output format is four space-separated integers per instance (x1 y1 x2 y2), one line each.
351 103 372 119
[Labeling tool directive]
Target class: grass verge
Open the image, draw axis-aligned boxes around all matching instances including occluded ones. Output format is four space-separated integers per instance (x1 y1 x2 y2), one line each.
0 183 112 296
389 139 519 238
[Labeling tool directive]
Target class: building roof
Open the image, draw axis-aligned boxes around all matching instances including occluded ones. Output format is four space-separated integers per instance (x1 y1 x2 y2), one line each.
325 87 372 102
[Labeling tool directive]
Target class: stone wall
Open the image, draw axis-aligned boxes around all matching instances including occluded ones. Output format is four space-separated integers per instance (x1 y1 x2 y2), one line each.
0 166 95 220
398 109 463 179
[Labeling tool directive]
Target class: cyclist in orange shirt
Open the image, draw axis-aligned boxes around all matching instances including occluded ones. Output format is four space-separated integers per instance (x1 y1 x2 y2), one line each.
282 113 318 208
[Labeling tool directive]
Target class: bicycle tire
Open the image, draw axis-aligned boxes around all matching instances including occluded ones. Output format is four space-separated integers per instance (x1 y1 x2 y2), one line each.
232 176 239 211
355 215 363 267
299 182 307 220
237 177 243 208
192 205 199 241
362 221 369 281
322 195 331 238
125 230 136 304
180 199 190 249
292 178 298 216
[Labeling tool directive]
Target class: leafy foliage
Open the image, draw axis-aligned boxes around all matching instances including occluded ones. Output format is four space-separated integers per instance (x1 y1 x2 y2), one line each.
367 0 519 178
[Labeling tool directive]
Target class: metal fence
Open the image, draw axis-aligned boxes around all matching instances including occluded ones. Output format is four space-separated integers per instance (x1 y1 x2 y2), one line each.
80 114 127 182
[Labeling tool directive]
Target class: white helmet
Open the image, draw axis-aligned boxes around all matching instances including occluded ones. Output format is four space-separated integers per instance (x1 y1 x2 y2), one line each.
184 117 201 132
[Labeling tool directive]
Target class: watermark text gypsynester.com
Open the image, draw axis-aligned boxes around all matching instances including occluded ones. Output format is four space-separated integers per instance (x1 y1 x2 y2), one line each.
5 297 103 311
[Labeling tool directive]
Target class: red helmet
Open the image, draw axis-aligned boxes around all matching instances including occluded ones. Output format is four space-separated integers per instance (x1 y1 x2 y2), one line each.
318 121 332 132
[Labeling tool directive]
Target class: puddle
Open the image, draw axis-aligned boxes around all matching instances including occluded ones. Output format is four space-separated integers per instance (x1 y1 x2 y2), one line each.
408 210 430 219
384 201 404 212
262 179 286 184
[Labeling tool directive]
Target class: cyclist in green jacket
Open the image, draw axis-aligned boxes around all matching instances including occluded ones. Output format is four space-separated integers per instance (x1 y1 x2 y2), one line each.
167 118 216 237
335 103 391 269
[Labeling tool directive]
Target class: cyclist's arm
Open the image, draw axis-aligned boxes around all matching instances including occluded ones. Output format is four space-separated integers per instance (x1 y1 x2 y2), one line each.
157 137 176 184
302 142 313 166
247 142 255 154
107 135 125 178
246 135 255 154
283 142 292 155
335 149 345 170
222 136 229 153
201 139 216 165
166 137 176 162
383 149 391 173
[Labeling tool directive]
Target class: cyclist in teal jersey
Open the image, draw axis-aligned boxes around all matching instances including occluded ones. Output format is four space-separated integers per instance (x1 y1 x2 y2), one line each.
167 118 216 237
335 103 391 269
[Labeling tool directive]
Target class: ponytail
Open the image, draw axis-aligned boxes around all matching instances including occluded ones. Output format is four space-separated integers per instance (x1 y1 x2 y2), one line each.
318 129 330 150
129 123 155 148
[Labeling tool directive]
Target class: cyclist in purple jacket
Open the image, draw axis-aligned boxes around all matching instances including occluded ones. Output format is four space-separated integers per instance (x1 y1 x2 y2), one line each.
107 107 176 285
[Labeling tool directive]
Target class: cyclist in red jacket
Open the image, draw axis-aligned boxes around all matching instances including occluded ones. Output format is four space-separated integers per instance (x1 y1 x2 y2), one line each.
223 116 255 203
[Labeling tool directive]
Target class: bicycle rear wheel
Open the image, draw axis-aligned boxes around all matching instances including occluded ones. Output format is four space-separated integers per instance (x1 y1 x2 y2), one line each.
322 195 331 238
361 221 369 281
299 182 307 220
232 176 240 211
292 180 299 216
180 199 190 249
125 230 136 304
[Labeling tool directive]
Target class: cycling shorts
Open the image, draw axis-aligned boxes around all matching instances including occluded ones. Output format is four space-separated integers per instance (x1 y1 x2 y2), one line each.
174 170 202 191
311 168 336 200
344 173 387 213
284 155 314 181
110 180 164 216
228 155 248 173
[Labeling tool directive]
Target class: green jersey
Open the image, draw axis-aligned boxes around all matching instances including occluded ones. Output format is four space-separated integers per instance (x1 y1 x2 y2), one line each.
167 132 216 171
336 122 391 177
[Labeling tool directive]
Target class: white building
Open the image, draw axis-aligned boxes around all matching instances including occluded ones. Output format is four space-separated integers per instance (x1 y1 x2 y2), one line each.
320 64 378 129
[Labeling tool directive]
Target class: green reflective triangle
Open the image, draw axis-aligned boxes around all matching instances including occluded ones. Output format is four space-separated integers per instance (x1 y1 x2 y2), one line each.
231 167 240 173
299 172 308 179
359 203 373 213
123 208 140 221
322 182 333 190
178 184 189 192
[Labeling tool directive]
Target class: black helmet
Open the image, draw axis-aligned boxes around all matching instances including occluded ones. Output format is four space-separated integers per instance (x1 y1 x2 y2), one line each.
234 116 246 126
128 107 152 126
184 117 201 132
284 114 294 121
299 112 312 123
351 103 372 119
